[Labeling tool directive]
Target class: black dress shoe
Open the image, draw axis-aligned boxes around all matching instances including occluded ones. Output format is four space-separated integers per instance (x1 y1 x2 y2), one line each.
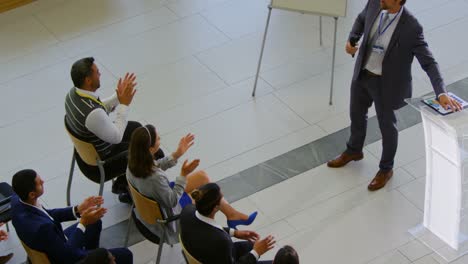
118 192 132 204
111 176 128 194
0 253 13 264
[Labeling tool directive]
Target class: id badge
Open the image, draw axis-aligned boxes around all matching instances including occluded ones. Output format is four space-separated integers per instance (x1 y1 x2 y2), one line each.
372 45 385 55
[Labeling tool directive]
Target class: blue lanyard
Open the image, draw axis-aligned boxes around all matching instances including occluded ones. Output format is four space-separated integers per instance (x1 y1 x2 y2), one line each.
378 8 402 37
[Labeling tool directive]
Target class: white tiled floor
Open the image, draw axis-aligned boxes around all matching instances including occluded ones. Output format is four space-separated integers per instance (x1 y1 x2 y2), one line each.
1 0 468 263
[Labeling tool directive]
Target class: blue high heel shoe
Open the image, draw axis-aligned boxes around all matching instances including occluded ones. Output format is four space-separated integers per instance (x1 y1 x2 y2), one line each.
227 212 258 230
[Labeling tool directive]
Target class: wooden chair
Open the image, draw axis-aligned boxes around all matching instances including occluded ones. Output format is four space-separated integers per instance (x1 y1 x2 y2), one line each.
179 234 202 264
20 240 50 264
64 119 125 205
125 181 180 264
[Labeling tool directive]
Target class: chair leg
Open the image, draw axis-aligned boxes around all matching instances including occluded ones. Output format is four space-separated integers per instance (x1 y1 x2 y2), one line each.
124 207 134 247
6 222 9 232
67 151 76 206
182 250 189 264
98 162 105 197
155 230 166 264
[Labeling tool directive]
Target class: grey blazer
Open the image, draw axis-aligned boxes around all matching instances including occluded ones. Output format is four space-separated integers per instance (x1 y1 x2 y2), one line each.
349 0 446 109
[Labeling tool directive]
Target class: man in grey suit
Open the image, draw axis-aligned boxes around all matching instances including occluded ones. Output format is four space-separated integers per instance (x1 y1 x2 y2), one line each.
327 0 461 190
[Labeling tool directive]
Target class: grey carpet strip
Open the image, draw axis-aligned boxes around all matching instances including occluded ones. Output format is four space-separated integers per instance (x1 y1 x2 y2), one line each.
100 77 468 249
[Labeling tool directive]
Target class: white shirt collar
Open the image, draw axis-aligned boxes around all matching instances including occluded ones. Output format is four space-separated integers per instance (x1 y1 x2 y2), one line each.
382 8 402 19
75 87 99 99
195 211 224 232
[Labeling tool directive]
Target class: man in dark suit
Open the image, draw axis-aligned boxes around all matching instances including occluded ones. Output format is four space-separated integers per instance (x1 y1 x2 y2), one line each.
328 0 461 190
180 183 275 264
10 169 132 264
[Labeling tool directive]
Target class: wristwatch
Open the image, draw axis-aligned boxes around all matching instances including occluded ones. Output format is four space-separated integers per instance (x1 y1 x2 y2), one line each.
73 205 81 218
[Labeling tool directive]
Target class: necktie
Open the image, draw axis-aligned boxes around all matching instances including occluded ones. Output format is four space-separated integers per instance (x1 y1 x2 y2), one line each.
369 12 390 46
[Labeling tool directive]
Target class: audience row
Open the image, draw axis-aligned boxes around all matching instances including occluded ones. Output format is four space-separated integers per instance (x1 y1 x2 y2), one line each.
4 57 300 264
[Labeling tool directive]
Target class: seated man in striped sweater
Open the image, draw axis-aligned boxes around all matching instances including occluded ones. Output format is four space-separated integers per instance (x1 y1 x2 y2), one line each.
64 57 163 203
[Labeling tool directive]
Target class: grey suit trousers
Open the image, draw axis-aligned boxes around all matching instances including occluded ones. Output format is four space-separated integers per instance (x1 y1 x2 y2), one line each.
346 70 398 171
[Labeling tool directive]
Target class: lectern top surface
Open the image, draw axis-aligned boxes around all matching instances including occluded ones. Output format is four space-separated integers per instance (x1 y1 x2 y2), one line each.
406 95 468 136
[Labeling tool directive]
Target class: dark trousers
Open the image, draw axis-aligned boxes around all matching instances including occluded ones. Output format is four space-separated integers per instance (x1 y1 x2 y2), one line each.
64 220 133 264
232 241 272 264
77 121 165 187
346 71 398 171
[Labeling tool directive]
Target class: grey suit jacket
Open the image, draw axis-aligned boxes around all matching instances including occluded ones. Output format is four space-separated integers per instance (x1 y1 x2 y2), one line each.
349 0 446 109
126 156 186 245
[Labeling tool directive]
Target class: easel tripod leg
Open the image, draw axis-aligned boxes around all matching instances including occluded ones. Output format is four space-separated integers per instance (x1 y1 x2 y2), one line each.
252 6 273 97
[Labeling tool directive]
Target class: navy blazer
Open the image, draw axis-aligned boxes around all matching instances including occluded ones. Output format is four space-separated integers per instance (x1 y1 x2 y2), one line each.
350 0 446 109
11 195 87 264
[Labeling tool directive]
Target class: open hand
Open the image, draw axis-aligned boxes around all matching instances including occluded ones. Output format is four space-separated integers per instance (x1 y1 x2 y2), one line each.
173 133 195 160
116 72 137 106
438 94 462 112
253 235 276 256
181 159 200 177
80 207 107 226
0 226 8 241
78 196 104 214
234 230 260 243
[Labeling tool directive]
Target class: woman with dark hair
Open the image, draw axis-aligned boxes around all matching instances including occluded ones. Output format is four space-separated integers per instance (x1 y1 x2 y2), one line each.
126 124 257 244
273 246 299 264
180 183 275 264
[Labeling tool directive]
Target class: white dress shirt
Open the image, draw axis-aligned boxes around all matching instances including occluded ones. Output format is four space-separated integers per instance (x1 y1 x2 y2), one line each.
364 9 402 75
75 88 129 144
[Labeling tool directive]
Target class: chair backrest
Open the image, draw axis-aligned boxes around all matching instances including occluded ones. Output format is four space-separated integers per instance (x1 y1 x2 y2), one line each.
20 240 51 264
179 234 202 264
64 123 99 166
128 181 164 225
0 182 13 209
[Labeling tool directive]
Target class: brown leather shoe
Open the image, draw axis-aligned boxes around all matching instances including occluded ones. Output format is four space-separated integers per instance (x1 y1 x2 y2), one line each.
368 169 393 191
0 253 13 264
327 152 364 168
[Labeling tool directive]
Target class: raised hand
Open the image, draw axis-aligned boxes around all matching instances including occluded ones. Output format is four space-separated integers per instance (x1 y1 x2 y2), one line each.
173 133 195 160
0 223 8 241
253 235 276 256
234 230 260 243
116 72 137 106
181 159 200 177
78 196 104 214
79 207 107 226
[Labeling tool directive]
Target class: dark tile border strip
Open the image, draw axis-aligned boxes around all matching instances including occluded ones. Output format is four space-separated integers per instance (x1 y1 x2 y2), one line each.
219 77 468 202
101 77 468 248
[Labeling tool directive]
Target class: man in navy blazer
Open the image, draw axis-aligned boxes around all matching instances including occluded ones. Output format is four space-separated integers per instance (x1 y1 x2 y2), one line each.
327 0 461 190
11 169 132 264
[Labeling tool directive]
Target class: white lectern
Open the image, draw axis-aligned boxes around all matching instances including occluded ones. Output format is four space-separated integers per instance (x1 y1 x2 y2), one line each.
406 96 468 262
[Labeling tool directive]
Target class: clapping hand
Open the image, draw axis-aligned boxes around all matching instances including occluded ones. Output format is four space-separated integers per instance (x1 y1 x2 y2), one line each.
234 230 260 243
116 72 137 106
79 206 107 226
181 159 200 177
253 235 276 256
0 223 8 241
78 196 104 214
173 133 195 160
